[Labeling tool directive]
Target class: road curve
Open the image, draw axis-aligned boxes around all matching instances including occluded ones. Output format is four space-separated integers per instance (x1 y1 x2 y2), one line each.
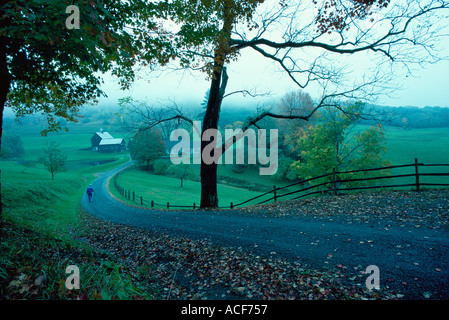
81 161 449 299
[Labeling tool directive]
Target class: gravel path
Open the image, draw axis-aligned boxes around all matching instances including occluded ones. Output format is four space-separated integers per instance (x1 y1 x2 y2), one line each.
80 161 449 299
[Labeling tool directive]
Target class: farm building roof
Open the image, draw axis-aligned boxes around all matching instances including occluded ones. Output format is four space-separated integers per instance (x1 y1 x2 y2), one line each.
95 131 114 139
99 138 124 146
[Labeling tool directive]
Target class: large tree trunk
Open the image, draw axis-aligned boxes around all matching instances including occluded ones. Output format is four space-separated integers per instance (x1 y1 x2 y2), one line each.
200 159 219 208
200 67 222 208
200 64 229 208
0 30 11 237
199 0 233 209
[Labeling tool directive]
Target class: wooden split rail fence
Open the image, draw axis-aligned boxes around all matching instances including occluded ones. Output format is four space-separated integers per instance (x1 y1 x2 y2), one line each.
112 158 449 210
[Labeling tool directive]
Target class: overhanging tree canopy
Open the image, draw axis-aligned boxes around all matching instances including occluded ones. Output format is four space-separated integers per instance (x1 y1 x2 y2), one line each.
0 0 173 232
0 0 174 134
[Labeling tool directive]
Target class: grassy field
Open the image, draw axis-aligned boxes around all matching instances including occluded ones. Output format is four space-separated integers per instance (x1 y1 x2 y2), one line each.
382 126 449 187
0 122 146 300
1 153 129 234
1 120 129 234
383 126 449 164
111 166 269 209
111 125 449 208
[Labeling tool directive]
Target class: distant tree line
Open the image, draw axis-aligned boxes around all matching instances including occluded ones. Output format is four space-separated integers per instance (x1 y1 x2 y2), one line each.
202 104 449 131
358 106 449 129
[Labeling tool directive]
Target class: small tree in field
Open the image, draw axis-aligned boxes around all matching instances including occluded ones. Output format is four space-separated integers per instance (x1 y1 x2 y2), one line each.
129 128 166 171
39 141 67 180
167 163 195 188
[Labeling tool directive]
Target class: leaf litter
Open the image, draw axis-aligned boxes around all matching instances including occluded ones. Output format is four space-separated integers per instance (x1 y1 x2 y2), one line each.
242 190 448 230
73 189 449 300
74 211 402 300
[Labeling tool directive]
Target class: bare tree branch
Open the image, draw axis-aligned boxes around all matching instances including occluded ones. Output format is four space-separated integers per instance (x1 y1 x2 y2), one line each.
223 0 449 108
118 97 194 139
230 0 448 60
223 88 271 99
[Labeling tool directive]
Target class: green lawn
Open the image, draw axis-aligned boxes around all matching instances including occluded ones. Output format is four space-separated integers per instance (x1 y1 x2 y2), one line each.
1 122 129 236
383 126 449 165
1 122 155 300
382 126 449 188
1 155 129 235
111 166 271 208
3 123 448 218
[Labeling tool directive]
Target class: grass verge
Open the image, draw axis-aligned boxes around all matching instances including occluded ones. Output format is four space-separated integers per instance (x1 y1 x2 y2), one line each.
0 154 152 300
0 220 154 300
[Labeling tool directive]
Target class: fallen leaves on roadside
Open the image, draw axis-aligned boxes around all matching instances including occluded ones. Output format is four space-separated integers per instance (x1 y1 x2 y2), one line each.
242 190 449 230
74 213 401 300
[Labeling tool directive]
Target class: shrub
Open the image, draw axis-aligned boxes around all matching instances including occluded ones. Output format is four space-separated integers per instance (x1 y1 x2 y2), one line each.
153 159 169 175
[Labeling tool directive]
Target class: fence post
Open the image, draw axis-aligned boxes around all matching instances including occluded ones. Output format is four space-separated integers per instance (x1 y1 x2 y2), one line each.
132 191 135 202
151 200 154 208
273 185 277 203
193 202 196 209
167 202 169 209
415 158 420 192
332 168 338 195
140 196 143 206
230 202 233 209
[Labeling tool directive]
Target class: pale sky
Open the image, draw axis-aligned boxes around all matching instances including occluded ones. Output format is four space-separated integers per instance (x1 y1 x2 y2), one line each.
98 0 449 110
100 46 449 110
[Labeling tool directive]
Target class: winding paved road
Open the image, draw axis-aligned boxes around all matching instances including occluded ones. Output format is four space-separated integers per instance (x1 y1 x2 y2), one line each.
81 161 449 299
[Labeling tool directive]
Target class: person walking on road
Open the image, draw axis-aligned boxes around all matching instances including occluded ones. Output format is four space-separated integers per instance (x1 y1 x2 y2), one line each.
86 184 95 202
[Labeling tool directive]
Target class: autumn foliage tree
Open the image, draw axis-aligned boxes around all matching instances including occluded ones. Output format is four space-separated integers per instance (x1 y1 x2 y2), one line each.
2 1 146 134
276 90 316 158
290 103 392 189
